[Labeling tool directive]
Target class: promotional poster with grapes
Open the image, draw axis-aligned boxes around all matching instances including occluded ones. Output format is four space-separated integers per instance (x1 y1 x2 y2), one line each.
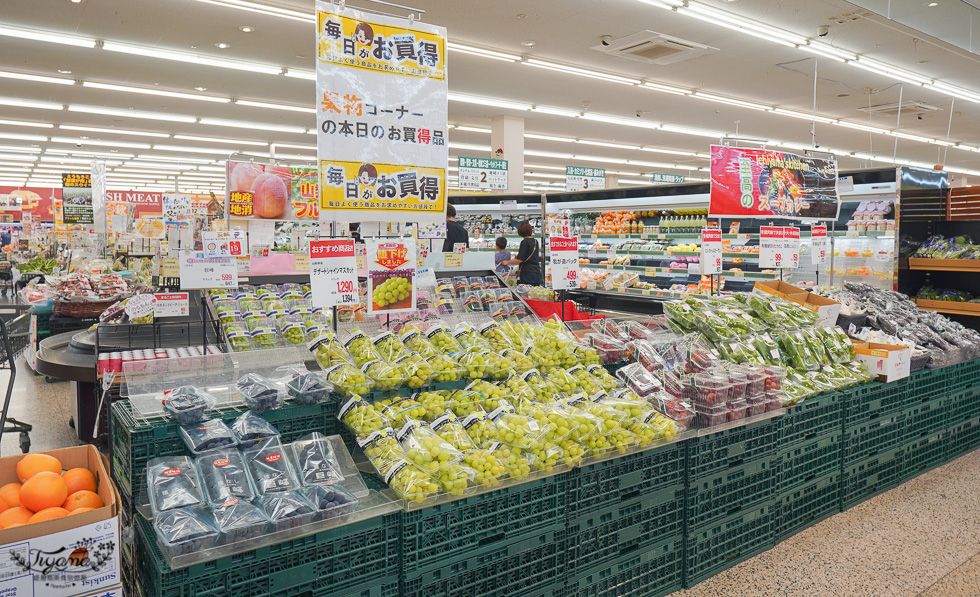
367 238 417 314
708 145 841 221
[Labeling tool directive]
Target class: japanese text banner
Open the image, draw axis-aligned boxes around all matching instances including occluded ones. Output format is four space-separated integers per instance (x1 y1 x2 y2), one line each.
708 145 841 221
316 2 448 225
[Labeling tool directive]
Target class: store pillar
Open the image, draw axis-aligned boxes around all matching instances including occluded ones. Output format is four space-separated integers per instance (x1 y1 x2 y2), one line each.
605 173 620 188
490 116 525 194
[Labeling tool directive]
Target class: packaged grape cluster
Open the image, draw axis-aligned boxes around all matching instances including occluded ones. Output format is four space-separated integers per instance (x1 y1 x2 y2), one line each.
147 425 365 558
212 284 334 352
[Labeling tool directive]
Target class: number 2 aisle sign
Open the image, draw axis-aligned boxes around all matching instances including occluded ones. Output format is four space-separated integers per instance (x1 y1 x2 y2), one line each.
458 157 508 190
550 236 580 290
309 239 358 309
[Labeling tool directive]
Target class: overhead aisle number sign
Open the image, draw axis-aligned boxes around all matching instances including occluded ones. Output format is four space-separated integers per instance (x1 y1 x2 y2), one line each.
811 225 828 265
550 236 580 290
310 239 358 309
458 157 508 190
701 228 722 275
315 3 448 225
565 166 604 191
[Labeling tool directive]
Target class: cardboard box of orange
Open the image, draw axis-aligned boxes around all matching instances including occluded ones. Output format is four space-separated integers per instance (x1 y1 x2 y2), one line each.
753 280 842 328
0 445 121 597
851 341 911 383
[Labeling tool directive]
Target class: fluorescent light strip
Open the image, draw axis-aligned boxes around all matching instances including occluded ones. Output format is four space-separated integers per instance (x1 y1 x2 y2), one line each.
0 132 47 142
50 136 153 149
239 151 314 161
0 119 53 129
272 143 316 150
102 41 283 75
68 105 196 123
0 97 63 111
0 70 74 86
455 126 492 134
0 154 37 161
772 108 837 124
60 125 171 138
692 92 770 111
284 69 316 81
173 134 267 146
135 154 216 163
0 25 96 48
853 57 932 85
848 60 928 86
524 59 641 86
46 149 135 158
447 42 521 62
448 142 492 152
835 121 889 135
152 144 243 155
198 118 307 134
122 162 187 170
525 133 575 143
82 82 230 103
532 106 583 118
38 156 120 165
191 0 314 23
581 113 661 130
659 124 726 138
926 82 980 104
640 82 692 96
236 100 315 113
448 93 532 111
680 6 798 47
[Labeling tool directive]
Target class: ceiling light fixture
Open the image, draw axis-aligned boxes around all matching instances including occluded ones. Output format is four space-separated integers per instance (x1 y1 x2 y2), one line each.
190 0 314 23
447 42 521 62
692 91 771 111
772 108 837 124
447 93 532 111
60 125 171 138
82 81 231 103
448 142 492 152
238 26 255 32
524 59 641 86
173 134 267 146
272 143 315 150
46 149 135 158
284 69 316 81
453 126 492 134
152 144 243 154
926 81 980 103
51 136 153 149
0 97 63 111
0 145 41 153
640 82 693 96
835 121 889 135
0 132 47 142
524 133 575 143
68 105 197 123
580 113 661 130
235 99 315 113
849 57 932 86
0 120 53 129
0 25 96 48
0 70 75 85
215 42 231 49
102 41 283 75
531 106 583 118
680 3 806 47
198 117 307 134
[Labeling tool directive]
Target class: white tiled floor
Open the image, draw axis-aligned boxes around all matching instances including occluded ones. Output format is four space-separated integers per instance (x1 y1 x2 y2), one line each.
0 355 79 457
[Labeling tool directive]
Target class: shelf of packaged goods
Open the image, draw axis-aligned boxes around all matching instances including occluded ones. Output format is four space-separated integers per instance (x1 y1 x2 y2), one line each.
580 287 702 300
583 263 778 280
907 258 980 272
579 231 892 241
571 248 759 260
915 299 980 317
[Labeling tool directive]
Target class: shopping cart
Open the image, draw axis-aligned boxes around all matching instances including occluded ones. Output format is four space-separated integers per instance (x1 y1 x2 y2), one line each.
0 261 11 297
0 307 33 454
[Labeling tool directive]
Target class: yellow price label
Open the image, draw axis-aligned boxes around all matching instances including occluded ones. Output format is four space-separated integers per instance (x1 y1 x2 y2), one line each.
642 288 651 295
444 253 463 268
645 267 658 277
606 264 614 270
294 254 310 272
159 258 179 278
846 230 860 237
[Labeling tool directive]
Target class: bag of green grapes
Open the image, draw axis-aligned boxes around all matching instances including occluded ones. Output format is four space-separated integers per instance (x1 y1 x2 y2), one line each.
517 401 587 467
425 353 465 384
395 419 472 496
384 459 440 502
395 353 436 389
307 333 353 369
485 441 532 480
425 323 463 355
446 389 488 418
479 321 514 352
500 349 536 374
277 315 306 345
598 395 678 445
548 367 586 395
460 445 509 487
338 396 389 436
565 393 639 456
373 331 410 362
429 410 476 451
413 389 451 414
488 404 564 471
375 395 428 425
400 328 438 358
464 379 511 412
459 409 499 447
359 428 405 473
519 369 565 402
324 362 375 398
362 360 408 392
452 323 491 352
344 330 385 366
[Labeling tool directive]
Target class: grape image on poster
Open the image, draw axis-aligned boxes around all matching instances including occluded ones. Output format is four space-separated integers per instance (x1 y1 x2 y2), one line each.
367 237 416 314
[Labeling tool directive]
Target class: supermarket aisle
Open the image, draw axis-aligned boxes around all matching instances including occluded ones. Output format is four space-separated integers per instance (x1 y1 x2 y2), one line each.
669 448 980 597
0 356 77 456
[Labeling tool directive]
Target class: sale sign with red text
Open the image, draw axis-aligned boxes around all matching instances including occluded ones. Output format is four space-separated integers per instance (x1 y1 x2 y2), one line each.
709 145 840 220
811 225 828 265
367 237 416 314
310 239 358 309
549 236 580 291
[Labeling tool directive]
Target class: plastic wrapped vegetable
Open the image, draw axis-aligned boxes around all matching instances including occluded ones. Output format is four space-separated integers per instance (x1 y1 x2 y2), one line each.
778 330 821 371
236 373 283 413
288 433 345 486
487 404 563 470
567 365 603 395
587 365 624 392
324 363 374 397
153 507 219 556
247 317 279 350
344 330 384 366
179 419 238 455
196 450 256 504
211 498 270 543
224 321 252 352
479 321 514 351
486 441 531 480
520 369 564 402
460 409 499 447
548 367 584 395
278 315 306 345
243 437 300 495
460 446 508 486
258 490 317 529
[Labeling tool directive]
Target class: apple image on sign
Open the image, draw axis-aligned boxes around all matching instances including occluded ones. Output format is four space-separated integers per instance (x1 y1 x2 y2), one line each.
250 173 289 219
229 162 264 192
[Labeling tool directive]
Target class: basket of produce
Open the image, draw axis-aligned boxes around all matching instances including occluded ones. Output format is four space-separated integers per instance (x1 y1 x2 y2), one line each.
50 271 132 318
54 297 124 319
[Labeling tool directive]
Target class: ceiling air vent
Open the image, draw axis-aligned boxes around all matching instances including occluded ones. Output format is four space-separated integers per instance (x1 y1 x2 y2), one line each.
858 101 943 117
592 31 717 65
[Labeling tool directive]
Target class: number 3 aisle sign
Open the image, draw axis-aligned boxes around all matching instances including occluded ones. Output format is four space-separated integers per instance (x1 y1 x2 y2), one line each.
309 239 358 309
550 236 580 290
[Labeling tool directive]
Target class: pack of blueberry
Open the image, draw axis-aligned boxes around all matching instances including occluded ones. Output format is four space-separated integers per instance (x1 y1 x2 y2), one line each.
236 373 283 413
163 386 218 425
258 490 317 531
153 507 219 557
229 411 281 449
195 449 256 504
244 438 300 496
147 456 206 513
288 434 345 486
178 419 238 456
210 498 270 544
285 371 332 405
301 484 359 521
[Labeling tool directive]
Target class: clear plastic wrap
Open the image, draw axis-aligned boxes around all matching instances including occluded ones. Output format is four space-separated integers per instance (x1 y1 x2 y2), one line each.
211 499 269 543
288 433 345 486
236 373 284 413
147 456 206 513
344 330 384 365
285 371 332 405
258 490 317 530
301 484 359 520
229 411 280 449
244 438 301 496
154 507 219 556
338 396 389 436
196 450 256 504
324 362 375 398
179 419 238 455
163 386 217 425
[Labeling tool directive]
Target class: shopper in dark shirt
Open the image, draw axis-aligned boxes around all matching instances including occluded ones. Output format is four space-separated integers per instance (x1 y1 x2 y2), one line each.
502 221 542 286
442 204 469 252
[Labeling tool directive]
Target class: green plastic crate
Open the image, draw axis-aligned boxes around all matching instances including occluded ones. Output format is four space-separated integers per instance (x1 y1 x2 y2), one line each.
560 536 684 597
952 360 980 393
779 390 842 446
401 530 565 597
774 473 840 543
951 387 980 424
841 381 903 427
112 400 341 513
686 418 780 479
775 432 842 492
135 509 399 597
685 457 777 530
566 441 685 518
843 409 907 465
841 447 904 510
683 501 774 589
904 368 949 404
950 417 980 458
565 484 684 572
902 431 948 479
400 474 566 575
904 397 950 440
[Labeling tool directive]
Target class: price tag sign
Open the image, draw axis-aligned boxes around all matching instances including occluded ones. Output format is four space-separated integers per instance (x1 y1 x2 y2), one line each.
644 267 658 277
179 251 238 289
587 247 597 259
294 254 309 272
700 228 723 275
811 225 828 265
236 256 251 274
154 292 189 318
452 243 467 254
310 240 357 309
783 227 800 269
550 236 580 290
159 257 179 278
444 253 463 268
124 294 157 319
606 248 616 262
846 230 860 237
759 226 784 269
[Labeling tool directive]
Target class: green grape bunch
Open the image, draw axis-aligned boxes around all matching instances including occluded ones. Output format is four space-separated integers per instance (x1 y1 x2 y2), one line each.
426 325 462 355
462 448 507 486
373 276 412 309
326 363 374 397
339 396 389 436
431 411 476 451
461 410 499 447
427 354 463 383
376 395 427 423
397 353 435 389
363 360 408 392
345 330 384 366
374 332 410 362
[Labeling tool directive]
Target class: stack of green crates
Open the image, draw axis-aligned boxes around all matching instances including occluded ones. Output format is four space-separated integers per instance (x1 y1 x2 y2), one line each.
841 381 907 509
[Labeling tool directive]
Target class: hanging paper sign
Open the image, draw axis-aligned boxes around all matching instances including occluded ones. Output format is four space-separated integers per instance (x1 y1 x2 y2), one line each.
565 166 605 191
549 236 580 290
310 239 358 308
783 226 800 269
202 230 247 258
811 225 828 265
61 173 94 225
366 238 416 314
91 161 106 234
700 228 722 275
759 226 784 269
124 294 157 320
316 3 448 226
709 145 840 220
459 157 508 190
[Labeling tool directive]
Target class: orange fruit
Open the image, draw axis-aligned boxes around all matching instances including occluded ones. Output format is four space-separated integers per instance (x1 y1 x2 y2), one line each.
63 491 103 512
68 507 94 516
0 483 21 508
16 454 62 483
28 507 68 524
20 472 68 513
0 507 32 529
62 468 97 495
0 496 9 515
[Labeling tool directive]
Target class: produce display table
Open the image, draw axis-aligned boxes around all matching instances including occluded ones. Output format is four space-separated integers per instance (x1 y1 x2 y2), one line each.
116 359 980 597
